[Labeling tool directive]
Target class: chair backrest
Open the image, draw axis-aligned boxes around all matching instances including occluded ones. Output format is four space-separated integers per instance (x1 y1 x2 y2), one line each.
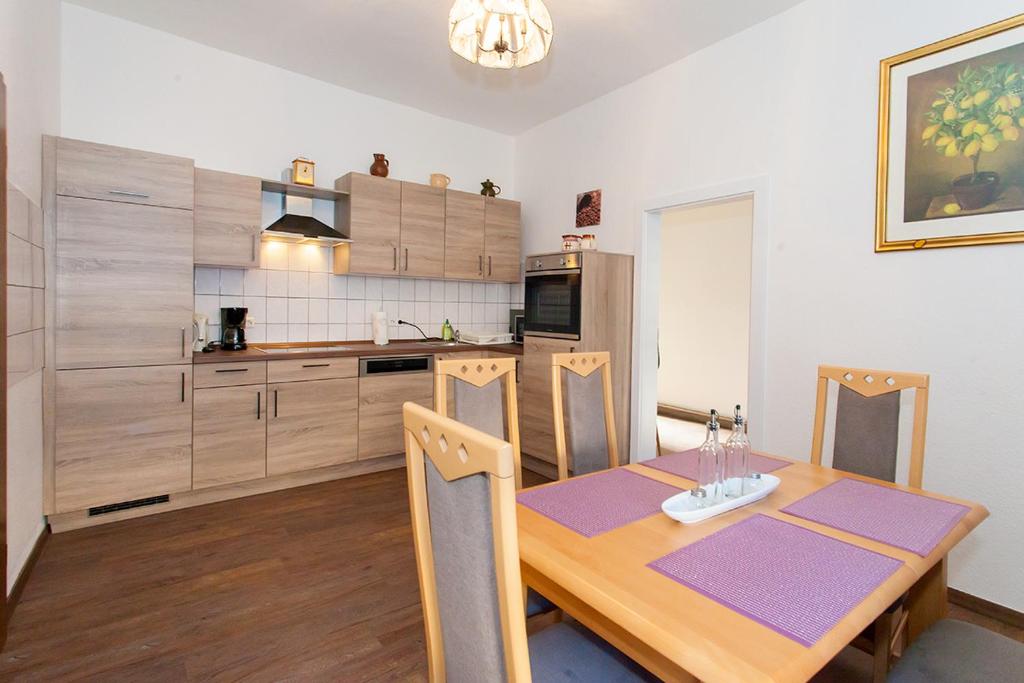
403 402 530 683
434 356 522 489
811 365 930 488
551 351 619 481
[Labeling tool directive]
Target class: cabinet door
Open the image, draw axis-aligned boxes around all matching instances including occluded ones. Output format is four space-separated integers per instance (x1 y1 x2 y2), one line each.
358 373 433 459
55 137 194 210
484 197 521 282
519 336 576 465
399 182 445 278
194 168 262 268
193 384 267 489
56 196 193 369
443 190 485 280
55 365 193 513
337 173 401 275
267 377 358 475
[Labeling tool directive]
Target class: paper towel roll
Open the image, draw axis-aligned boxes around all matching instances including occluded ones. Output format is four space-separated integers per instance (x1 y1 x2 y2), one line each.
371 311 389 346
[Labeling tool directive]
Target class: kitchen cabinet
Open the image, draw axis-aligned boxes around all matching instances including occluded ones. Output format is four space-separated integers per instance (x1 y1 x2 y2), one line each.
519 336 576 466
194 168 262 268
484 197 521 282
193 384 266 489
443 190 486 280
53 136 194 210
358 372 433 459
54 365 193 513
55 196 193 369
399 182 445 277
267 377 359 475
334 173 402 275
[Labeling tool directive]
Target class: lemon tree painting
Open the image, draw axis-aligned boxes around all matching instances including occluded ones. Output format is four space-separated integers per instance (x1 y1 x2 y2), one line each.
903 37 1024 223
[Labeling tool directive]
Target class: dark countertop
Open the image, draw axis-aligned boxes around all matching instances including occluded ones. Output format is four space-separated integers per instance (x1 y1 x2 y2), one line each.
194 340 523 364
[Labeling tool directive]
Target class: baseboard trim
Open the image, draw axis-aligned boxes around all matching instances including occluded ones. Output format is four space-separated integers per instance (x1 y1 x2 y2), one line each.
949 588 1024 630
6 525 50 625
657 404 735 429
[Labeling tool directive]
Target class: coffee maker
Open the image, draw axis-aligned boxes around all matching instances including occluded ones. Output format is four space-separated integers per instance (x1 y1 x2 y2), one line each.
221 307 248 350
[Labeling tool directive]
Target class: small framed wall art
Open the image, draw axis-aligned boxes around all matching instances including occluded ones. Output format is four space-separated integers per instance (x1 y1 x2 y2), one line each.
576 189 602 228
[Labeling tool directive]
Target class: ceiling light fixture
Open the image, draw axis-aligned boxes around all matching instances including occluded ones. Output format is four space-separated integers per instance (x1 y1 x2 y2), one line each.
449 0 553 69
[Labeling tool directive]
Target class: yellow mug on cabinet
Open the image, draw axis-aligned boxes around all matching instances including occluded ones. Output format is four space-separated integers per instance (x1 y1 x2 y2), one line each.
429 173 451 188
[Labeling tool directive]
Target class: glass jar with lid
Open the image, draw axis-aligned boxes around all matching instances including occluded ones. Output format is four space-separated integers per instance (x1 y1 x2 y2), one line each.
561 234 581 251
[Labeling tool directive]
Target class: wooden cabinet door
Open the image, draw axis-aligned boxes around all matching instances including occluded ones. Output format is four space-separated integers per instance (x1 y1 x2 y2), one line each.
399 182 445 277
358 373 433 459
336 173 401 275
443 190 485 280
56 196 193 369
193 384 267 489
194 168 262 268
484 197 521 282
55 137 194 210
267 377 358 475
520 336 576 465
55 365 193 513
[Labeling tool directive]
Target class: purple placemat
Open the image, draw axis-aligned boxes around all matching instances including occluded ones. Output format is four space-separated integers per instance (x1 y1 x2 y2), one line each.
640 448 791 481
517 468 682 538
781 478 970 557
648 514 903 646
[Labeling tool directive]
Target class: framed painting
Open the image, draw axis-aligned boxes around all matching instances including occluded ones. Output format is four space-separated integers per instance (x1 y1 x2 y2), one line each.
575 189 602 228
876 14 1024 251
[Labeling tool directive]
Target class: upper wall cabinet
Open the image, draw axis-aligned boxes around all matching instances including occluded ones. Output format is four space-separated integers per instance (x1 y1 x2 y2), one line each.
399 182 445 278
53 137 194 210
334 173 402 275
194 168 262 269
484 197 521 282
444 190 486 280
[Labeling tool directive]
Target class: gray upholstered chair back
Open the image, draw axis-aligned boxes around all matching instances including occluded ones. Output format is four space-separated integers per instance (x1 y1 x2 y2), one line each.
423 457 507 682
454 377 506 441
564 369 611 476
811 365 930 488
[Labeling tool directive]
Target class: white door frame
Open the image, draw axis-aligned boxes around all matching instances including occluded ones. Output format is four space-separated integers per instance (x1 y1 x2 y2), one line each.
630 176 771 461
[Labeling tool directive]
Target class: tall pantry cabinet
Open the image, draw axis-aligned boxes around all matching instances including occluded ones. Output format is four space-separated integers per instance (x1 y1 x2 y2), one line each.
43 137 195 514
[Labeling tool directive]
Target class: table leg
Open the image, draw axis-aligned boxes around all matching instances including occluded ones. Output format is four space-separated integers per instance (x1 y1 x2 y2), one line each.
906 556 948 643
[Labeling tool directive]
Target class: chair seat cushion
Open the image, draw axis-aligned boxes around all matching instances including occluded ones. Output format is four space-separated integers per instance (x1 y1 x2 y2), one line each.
528 620 657 682
526 588 557 617
889 619 1024 683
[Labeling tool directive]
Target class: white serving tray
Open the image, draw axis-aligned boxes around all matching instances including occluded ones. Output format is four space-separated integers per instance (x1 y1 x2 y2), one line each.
661 474 781 524
459 332 514 345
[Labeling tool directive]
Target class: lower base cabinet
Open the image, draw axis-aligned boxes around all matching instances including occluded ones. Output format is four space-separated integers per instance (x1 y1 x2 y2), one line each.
358 373 433 460
267 377 358 475
193 384 267 489
55 364 193 513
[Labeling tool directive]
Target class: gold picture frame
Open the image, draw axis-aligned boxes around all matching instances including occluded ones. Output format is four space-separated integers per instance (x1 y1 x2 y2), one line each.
876 13 1024 251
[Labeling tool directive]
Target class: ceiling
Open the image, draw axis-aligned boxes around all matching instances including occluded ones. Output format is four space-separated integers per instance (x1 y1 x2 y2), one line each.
65 0 804 134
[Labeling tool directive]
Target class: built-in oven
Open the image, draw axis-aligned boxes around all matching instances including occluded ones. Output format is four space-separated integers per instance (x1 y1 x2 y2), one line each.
524 252 582 340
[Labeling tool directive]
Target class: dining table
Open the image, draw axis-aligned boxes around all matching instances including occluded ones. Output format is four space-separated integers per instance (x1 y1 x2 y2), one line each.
515 452 988 683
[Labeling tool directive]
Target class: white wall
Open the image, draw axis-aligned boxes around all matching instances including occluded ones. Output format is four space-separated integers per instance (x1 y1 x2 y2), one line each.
657 198 751 414
0 0 61 592
515 0 1024 611
59 4 514 199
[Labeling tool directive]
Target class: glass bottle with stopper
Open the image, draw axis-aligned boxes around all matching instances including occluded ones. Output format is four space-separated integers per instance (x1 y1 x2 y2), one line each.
696 409 725 506
724 404 752 497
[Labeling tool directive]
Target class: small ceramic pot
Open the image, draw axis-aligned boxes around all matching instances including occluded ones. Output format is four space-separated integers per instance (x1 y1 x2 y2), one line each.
480 179 501 197
430 173 451 188
370 153 390 178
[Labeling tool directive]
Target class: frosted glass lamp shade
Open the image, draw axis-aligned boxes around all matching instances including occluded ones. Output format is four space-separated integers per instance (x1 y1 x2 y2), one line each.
449 0 553 69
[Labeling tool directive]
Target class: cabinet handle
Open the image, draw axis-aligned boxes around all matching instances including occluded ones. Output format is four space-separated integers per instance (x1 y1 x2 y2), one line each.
404 248 409 271
181 328 186 357
302 363 330 368
181 372 186 402
274 389 279 418
488 255 492 277
257 391 261 420
215 367 249 373
252 236 257 263
108 189 150 198
393 247 398 271
478 255 483 275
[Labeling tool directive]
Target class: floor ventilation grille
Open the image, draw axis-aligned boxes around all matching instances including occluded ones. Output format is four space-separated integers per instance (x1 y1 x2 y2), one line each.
88 494 170 516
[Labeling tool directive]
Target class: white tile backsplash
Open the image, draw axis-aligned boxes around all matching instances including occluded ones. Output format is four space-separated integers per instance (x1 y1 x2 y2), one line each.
195 264 519 344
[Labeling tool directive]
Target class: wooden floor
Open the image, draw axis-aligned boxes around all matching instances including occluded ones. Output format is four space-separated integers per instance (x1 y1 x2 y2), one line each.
2 468 1019 681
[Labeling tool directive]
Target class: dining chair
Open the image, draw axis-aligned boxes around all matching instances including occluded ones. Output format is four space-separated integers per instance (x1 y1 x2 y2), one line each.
811 364 930 488
550 351 619 481
810 364 930 681
888 619 1024 682
433 356 557 619
402 402 655 682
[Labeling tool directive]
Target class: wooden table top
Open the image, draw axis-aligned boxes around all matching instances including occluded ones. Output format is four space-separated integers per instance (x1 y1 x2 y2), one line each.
516 455 988 683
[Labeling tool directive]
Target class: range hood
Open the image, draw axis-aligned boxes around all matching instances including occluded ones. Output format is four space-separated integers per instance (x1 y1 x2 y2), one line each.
263 192 350 244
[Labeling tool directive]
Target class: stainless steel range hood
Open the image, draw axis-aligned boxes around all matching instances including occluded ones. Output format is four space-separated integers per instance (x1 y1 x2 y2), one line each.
262 192 350 244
